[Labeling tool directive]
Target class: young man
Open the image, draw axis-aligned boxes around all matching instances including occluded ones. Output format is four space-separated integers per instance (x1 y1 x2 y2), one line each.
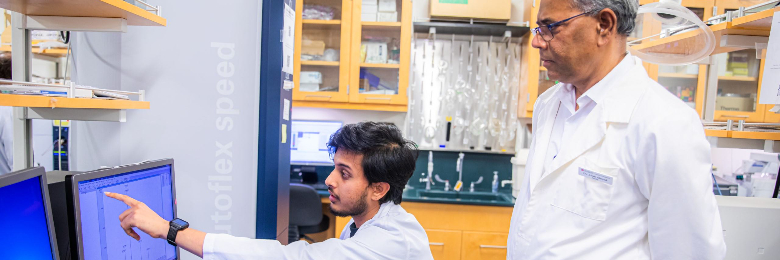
106 122 434 260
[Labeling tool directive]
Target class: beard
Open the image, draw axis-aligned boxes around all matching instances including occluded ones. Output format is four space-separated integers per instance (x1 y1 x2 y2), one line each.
329 189 369 217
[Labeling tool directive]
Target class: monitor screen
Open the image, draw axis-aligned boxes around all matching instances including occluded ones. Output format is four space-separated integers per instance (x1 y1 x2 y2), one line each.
0 168 57 260
291 120 342 165
74 163 176 260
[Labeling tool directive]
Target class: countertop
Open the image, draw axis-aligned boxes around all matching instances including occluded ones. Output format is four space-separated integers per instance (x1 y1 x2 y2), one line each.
311 185 516 207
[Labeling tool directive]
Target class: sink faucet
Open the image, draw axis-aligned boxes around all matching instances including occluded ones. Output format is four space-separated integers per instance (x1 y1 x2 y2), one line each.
501 179 513 188
419 172 435 190
469 176 484 192
435 175 450 191
454 153 465 192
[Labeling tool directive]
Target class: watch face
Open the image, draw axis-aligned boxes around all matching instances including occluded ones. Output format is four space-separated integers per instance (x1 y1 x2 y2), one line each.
171 218 188 229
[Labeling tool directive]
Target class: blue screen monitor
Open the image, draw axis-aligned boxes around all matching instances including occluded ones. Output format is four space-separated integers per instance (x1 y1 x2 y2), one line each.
0 167 59 260
67 159 177 260
291 120 343 165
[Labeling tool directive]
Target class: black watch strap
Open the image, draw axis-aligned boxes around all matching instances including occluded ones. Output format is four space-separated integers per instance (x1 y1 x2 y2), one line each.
167 218 189 246
167 225 178 246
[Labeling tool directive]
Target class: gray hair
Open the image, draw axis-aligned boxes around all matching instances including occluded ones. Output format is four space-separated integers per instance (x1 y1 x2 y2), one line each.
571 0 639 35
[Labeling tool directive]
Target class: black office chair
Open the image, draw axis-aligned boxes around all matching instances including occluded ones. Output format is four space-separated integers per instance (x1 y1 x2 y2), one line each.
289 183 330 243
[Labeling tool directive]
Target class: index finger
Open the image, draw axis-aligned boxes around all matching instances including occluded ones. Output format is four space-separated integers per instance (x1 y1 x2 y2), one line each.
105 192 139 206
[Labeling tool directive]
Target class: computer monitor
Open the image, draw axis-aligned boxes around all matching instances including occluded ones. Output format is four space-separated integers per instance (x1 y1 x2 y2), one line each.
291 120 342 165
0 167 60 260
66 159 177 260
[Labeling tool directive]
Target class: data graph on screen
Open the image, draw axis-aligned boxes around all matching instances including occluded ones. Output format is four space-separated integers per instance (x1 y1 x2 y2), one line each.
77 165 176 260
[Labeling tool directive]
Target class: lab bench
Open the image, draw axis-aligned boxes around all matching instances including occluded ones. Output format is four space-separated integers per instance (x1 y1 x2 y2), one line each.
308 186 514 260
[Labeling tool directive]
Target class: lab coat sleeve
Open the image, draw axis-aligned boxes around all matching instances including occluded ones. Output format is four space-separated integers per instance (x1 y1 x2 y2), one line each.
634 110 726 260
203 232 394 260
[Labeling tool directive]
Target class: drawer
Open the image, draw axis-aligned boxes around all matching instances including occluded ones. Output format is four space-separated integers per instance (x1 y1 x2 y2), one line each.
462 231 508 260
427 229 462 260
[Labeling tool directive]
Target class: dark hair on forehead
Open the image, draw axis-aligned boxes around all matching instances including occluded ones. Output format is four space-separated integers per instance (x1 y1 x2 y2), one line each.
327 122 419 204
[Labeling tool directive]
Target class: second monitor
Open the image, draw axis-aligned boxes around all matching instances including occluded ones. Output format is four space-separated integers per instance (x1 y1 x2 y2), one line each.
66 159 178 260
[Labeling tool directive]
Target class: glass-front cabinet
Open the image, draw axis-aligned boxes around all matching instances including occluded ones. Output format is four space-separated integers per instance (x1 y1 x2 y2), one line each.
294 0 352 102
349 0 410 105
712 49 765 122
633 0 713 117
293 0 411 109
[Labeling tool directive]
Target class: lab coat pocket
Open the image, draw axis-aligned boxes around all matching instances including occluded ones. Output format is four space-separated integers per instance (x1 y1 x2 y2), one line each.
551 159 618 221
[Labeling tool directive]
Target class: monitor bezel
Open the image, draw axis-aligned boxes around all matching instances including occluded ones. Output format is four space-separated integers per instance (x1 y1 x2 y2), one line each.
290 120 343 165
0 167 60 260
66 159 178 260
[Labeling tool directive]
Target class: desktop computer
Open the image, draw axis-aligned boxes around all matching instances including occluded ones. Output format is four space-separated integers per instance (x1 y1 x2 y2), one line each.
57 159 178 260
0 167 60 260
290 120 342 165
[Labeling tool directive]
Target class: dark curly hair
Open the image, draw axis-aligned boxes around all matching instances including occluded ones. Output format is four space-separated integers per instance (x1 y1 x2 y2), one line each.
327 122 418 204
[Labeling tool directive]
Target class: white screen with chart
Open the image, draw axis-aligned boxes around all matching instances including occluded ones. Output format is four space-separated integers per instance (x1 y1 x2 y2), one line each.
77 165 176 260
291 121 342 165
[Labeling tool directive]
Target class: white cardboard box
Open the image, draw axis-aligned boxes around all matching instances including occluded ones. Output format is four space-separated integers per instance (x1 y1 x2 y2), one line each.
363 42 388 64
362 4 378 14
361 13 377 22
300 83 321 92
377 12 397 22
378 0 396 12
362 0 378 5
300 71 323 84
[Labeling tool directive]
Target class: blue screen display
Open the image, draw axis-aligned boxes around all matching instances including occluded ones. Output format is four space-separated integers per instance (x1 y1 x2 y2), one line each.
0 176 54 260
78 165 176 260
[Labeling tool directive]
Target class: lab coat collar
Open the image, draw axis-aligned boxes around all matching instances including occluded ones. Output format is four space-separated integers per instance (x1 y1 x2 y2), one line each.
349 201 396 236
529 54 648 192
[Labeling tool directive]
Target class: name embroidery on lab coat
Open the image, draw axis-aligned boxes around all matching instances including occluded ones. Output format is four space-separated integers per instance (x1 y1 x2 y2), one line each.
578 168 613 185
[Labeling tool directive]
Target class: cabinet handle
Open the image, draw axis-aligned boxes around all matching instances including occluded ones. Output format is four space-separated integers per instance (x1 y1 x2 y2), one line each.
305 95 332 100
479 245 507 249
720 115 749 118
429 242 444 246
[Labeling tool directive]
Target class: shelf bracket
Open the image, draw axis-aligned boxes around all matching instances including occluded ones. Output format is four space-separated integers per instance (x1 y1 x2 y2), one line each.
24 107 127 122
719 35 769 51
21 15 128 33
755 42 768 60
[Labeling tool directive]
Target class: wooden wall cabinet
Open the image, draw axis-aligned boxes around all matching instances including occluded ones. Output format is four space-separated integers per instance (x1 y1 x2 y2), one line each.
293 0 411 112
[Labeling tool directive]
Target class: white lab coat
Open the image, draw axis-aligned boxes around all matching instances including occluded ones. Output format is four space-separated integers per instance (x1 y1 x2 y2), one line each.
507 55 727 259
203 201 433 260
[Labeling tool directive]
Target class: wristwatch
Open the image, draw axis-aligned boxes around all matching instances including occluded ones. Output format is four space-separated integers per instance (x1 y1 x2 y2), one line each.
167 218 189 246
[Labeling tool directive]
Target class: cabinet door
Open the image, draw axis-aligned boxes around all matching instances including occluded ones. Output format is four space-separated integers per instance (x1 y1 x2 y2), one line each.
715 0 768 15
461 231 508 260
653 64 708 117
427 229 462 260
334 216 351 237
349 0 410 105
293 0 351 102
712 49 766 122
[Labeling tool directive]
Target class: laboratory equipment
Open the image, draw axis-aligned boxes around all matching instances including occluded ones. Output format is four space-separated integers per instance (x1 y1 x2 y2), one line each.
0 167 59 260
290 120 343 165
734 153 779 198
454 152 465 192
425 151 435 190
66 159 178 260
492 171 499 193
717 196 780 260
628 0 716 65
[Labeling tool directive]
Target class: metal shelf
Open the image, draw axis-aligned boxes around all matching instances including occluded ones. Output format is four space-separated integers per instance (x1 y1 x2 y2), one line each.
413 21 529 37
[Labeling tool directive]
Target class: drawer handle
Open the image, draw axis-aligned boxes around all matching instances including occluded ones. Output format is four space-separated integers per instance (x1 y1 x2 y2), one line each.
720 115 749 118
429 242 445 246
366 97 392 100
480 245 507 249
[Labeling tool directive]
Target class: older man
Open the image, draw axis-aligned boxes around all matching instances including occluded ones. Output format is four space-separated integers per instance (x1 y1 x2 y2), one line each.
507 0 727 259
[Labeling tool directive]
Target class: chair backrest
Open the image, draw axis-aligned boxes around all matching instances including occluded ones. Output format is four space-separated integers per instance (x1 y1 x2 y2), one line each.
289 183 323 227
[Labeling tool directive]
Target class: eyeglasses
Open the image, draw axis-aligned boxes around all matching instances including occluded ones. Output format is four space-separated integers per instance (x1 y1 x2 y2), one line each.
532 11 595 42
